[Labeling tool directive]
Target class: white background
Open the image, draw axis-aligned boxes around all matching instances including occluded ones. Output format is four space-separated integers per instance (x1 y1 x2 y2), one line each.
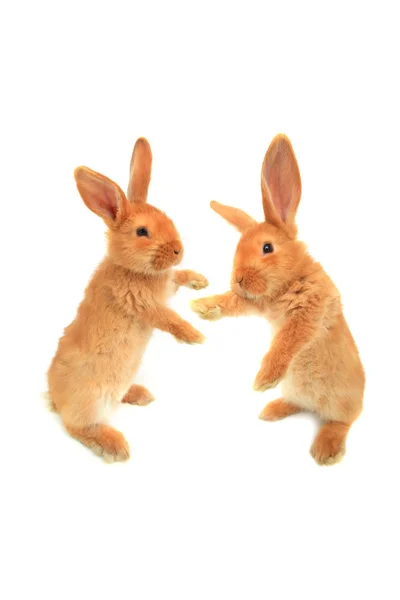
1 1 399 599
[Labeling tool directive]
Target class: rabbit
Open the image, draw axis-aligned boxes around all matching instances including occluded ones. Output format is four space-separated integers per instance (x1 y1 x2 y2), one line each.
191 134 365 466
47 137 208 462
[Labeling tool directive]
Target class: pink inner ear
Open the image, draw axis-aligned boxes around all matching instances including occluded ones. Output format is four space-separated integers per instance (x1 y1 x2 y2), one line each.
75 167 126 222
267 151 292 222
82 178 121 220
100 184 120 219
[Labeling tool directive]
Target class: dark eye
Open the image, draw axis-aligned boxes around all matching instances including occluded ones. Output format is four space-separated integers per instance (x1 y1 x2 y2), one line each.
136 227 148 237
263 243 274 254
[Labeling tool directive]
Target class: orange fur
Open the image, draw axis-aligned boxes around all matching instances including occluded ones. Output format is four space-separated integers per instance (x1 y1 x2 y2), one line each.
258 398 302 421
310 422 349 466
48 138 208 462
122 384 155 406
192 134 365 465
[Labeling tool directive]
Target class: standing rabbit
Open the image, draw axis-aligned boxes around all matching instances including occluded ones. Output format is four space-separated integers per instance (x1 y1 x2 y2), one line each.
191 134 365 465
48 138 208 462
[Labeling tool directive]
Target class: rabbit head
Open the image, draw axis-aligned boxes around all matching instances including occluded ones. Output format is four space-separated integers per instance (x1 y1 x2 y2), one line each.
211 134 308 300
74 138 183 275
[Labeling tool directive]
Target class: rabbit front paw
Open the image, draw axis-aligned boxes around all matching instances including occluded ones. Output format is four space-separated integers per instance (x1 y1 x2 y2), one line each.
186 273 209 290
253 358 286 392
190 298 222 321
175 323 205 345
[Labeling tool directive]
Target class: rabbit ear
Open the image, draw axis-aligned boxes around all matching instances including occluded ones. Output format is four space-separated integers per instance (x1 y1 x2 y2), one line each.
74 167 130 224
127 137 152 203
210 200 257 232
261 134 302 226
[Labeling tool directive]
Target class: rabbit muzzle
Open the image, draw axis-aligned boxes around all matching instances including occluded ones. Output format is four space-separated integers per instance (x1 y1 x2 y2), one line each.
232 267 267 298
153 240 183 271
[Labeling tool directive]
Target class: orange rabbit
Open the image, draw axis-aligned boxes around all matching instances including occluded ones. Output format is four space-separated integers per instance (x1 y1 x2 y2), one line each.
192 134 365 465
48 138 208 462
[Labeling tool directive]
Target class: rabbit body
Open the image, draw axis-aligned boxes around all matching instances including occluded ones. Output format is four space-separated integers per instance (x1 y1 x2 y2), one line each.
265 268 362 425
192 134 364 465
48 139 208 461
48 263 171 422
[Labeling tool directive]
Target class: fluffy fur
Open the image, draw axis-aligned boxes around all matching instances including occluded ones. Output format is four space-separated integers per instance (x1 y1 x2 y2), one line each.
192 134 365 466
48 138 208 462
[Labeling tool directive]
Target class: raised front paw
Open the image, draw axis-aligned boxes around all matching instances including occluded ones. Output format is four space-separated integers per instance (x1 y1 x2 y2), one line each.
253 371 281 392
253 357 285 392
186 272 209 290
175 323 205 345
190 297 222 321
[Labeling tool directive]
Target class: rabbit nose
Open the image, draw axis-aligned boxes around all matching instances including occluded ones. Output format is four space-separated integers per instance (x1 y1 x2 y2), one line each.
235 270 244 285
172 241 182 255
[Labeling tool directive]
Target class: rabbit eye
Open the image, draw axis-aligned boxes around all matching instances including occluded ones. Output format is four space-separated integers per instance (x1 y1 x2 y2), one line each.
263 243 274 254
136 227 149 237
